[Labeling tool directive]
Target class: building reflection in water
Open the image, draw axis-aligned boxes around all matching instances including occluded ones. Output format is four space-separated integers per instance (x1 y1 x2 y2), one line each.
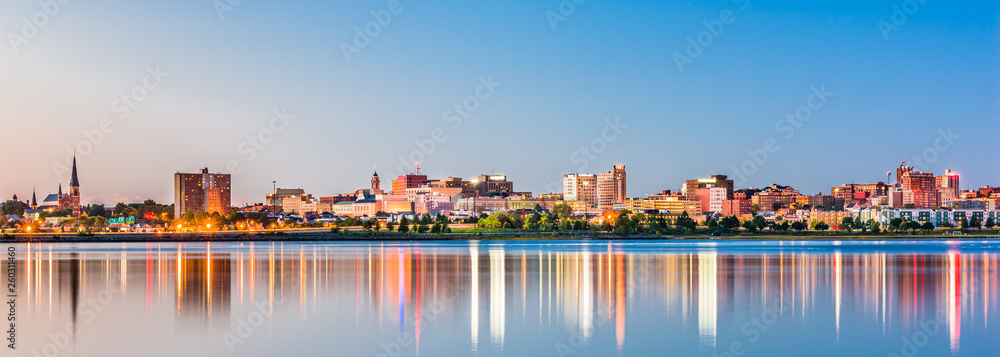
12 241 1000 355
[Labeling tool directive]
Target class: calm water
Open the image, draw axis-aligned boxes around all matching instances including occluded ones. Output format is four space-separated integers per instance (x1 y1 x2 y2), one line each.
6 240 1000 357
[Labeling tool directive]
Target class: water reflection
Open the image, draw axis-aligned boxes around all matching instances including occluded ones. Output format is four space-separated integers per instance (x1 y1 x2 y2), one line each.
10 240 1000 356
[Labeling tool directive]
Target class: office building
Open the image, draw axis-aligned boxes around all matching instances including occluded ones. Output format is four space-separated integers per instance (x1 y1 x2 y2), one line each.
936 170 960 203
475 174 514 197
682 175 734 200
392 174 429 195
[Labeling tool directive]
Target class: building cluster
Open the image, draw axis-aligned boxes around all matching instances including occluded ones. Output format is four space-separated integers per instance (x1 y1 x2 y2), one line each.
209 165 626 222
171 161 1000 230
13 157 996 232
613 162 999 230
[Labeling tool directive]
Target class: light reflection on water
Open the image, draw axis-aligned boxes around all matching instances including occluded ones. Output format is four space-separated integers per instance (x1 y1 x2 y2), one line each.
7 240 1000 356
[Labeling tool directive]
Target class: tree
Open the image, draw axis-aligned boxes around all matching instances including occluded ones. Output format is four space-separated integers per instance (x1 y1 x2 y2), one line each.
986 217 996 229
791 221 806 232
776 221 790 232
905 220 921 233
552 203 573 219
889 218 904 233
397 217 410 233
674 211 696 231
417 224 429 233
921 222 935 232
752 216 768 231
719 216 739 230
87 204 107 218
528 212 541 228
815 222 830 231
750 204 761 215
841 217 854 231
114 202 128 216
1 201 24 218
386 221 395 232
969 216 982 229
742 220 757 233
868 220 881 234
771 202 783 211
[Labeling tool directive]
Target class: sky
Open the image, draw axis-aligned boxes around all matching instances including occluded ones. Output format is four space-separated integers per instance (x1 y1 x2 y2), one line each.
1 0 998 206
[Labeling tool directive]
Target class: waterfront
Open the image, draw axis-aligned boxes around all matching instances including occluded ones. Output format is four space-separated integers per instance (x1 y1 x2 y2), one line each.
7 240 1000 356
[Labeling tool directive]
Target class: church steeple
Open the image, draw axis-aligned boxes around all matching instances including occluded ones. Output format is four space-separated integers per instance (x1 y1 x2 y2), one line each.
31 187 37 209
67 151 81 217
69 151 80 188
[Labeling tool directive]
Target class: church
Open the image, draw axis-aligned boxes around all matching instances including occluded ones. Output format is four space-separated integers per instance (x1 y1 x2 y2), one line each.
37 152 83 216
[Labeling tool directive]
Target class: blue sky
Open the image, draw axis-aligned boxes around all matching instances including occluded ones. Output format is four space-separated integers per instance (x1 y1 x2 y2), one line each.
1 0 997 205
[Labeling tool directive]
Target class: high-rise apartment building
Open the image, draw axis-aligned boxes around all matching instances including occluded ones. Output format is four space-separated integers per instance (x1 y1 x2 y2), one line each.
564 174 598 208
596 165 627 210
174 168 232 218
898 165 940 208
565 165 627 210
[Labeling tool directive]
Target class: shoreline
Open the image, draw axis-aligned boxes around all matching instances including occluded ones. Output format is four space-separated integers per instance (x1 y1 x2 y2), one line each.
2 231 997 243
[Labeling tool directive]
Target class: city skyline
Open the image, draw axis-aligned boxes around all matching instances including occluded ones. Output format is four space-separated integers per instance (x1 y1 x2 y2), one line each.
1 1 997 205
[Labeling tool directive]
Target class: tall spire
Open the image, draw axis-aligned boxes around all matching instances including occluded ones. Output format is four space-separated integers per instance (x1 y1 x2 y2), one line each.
69 151 80 187
31 187 37 209
58 183 62 197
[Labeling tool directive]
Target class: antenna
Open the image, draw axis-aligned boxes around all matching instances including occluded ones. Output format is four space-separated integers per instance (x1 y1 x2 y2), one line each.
416 162 421 175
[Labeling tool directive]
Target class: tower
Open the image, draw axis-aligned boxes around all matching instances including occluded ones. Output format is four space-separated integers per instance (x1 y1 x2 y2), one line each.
371 169 381 193
68 152 81 216
31 187 37 210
